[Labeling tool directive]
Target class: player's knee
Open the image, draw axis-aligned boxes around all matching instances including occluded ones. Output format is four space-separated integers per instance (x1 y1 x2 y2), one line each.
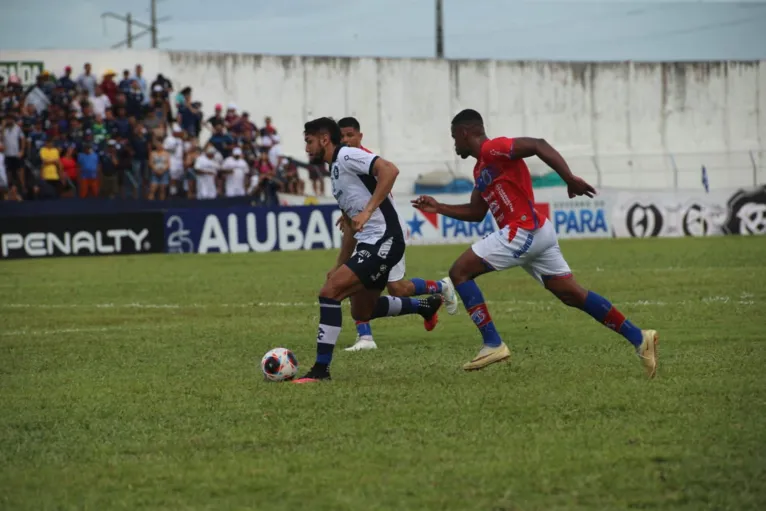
318 283 344 302
546 280 586 308
448 264 470 286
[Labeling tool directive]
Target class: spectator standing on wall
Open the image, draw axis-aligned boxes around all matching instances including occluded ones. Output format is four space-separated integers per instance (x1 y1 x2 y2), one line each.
118 70 133 94
194 145 219 200
144 101 166 143
77 143 99 198
60 145 78 197
77 63 97 96
57 66 76 92
183 141 198 199
132 64 149 105
224 103 239 130
220 147 249 197
39 135 63 196
148 141 170 200
261 116 276 136
267 133 284 171
3 114 26 192
100 140 120 199
206 104 224 131
126 80 145 119
207 123 234 158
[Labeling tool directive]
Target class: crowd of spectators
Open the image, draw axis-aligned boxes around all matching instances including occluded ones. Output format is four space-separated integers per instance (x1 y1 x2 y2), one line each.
0 62 326 204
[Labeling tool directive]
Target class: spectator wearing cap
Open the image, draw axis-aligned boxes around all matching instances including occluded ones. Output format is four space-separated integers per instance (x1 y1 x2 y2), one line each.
100 139 120 198
101 70 118 104
206 104 224 131
77 63 97 97
224 103 239 130
77 142 100 198
148 140 170 200
194 145 219 200
58 66 76 91
40 134 63 195
220 147 249 198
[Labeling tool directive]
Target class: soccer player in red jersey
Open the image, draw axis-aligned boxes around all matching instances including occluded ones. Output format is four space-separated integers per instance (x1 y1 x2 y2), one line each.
412 109 659 378
337 116 459 352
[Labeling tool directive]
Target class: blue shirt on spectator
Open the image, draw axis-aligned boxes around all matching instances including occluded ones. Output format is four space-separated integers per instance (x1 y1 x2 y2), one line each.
208 133 234 157
114 117 131 138
78 151 99 179
130 132 150 161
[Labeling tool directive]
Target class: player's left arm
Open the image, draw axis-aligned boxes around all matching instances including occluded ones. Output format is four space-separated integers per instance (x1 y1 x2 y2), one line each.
505 137 596 198
353 157 399 231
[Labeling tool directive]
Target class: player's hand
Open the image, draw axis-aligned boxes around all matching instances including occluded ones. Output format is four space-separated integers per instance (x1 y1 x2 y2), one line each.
335 216 348 234
411 195 440 213
351 210 372 232
566 176 596 199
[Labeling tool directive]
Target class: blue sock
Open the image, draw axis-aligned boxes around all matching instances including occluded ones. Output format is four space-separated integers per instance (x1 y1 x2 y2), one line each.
411 278 443 295
370 296 421 318
316 297 342 366
455 280 502 347
582 291 643 348
355 321 372 337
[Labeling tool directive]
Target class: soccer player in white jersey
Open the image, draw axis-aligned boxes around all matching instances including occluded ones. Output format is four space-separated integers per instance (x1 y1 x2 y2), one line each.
220 147 249 197
337 116 459 352
194 145 219 200
294 117 445 383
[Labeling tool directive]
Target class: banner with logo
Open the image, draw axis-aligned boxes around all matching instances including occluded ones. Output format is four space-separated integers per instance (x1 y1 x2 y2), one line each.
611 185 766 238
164 205 344 254
0 212 164 259
0 61 44 87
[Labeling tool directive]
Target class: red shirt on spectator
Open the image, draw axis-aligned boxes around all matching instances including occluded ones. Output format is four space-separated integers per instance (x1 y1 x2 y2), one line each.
101 78 118 104
61 154 78 181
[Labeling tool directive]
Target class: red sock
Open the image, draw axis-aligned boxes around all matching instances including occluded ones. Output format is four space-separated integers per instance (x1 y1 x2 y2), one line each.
602 306 626 332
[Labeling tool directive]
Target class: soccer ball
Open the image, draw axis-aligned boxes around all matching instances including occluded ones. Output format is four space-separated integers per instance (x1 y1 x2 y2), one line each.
261 348 299 382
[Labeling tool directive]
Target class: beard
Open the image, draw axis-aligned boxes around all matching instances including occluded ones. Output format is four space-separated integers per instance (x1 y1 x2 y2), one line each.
309 147 325 165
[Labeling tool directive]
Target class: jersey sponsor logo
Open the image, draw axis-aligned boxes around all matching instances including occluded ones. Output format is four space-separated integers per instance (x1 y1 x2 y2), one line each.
475 167 499 193
166 215 194 253
488 149 510 159
343 154 370 166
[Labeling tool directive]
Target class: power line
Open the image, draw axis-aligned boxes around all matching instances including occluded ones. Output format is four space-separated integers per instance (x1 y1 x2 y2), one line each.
101 0 171 49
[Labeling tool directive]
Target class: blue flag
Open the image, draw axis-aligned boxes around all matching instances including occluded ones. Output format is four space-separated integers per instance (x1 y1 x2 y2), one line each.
701 165 709 193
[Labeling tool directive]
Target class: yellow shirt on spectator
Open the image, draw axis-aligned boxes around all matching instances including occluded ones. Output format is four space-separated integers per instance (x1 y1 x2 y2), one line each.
40 147 61 180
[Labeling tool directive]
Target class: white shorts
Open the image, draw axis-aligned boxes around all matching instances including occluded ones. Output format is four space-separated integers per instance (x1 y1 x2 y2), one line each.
471 220 572 284
388 255 405 283
169 161 184 180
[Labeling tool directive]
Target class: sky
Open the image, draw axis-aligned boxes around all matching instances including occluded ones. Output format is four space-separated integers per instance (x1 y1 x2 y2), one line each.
0 0 765 61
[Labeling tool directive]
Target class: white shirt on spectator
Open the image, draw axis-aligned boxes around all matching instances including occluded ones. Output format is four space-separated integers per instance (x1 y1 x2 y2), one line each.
268 143 283 169
195 154 219 200
0 153 7 189
77 73 97 96
163 134 185 171
90 94 112 118
222 156 249 197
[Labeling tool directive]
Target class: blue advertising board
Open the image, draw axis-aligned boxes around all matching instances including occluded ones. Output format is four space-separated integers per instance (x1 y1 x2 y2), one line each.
164 205 344 254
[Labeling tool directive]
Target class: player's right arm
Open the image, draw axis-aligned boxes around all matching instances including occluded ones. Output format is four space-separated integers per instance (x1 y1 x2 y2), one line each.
411 189 488 222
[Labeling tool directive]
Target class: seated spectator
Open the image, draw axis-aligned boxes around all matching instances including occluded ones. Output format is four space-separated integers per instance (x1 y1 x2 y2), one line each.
148 141 170 200
77 143 100 198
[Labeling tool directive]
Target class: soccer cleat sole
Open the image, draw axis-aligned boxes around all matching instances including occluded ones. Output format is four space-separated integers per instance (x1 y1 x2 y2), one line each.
424 312 439 332
463 344 511 371
441 277 459 315
639 330 659 379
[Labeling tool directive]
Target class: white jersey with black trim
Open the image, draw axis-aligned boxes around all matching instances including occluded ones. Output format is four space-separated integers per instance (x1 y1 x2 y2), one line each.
329 145 404 246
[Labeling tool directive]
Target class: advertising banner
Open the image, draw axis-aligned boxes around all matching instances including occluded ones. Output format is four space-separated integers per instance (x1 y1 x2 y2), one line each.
0 212 164 260
164 205 344 254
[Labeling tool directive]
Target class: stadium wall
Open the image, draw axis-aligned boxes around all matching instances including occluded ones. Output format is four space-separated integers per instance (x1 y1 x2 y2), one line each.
2 50 764 193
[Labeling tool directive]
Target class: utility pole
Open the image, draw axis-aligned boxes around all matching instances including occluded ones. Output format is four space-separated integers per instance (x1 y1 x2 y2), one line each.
126 13 133 48
102 0 170 49
436 0 444 58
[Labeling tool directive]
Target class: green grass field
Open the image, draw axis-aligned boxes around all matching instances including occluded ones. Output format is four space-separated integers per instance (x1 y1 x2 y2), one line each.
2 236 765 510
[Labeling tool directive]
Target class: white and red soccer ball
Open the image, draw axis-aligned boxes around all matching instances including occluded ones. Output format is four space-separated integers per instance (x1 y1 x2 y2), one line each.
261 348 299 382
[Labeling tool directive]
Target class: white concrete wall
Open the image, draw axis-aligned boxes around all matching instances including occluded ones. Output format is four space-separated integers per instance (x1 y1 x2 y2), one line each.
1 49 763 192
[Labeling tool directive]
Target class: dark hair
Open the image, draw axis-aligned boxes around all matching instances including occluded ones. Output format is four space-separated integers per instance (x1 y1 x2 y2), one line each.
338 117 360 131
304 117 341 145
451 109 484 127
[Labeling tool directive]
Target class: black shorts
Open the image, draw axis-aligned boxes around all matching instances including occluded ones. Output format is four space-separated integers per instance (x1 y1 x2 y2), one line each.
345 236 405 290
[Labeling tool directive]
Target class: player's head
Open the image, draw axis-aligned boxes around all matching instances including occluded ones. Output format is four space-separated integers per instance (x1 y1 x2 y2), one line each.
338 117 363 148
304 117 341 164
451 109 485 159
